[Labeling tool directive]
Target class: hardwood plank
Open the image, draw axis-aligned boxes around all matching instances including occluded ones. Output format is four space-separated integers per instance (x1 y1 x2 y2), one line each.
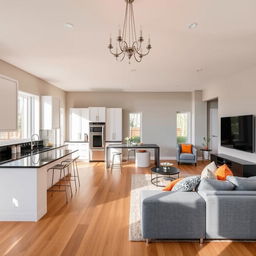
0 160 255 256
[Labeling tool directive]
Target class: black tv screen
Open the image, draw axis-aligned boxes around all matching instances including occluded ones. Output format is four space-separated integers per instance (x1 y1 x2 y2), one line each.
221 115 255 153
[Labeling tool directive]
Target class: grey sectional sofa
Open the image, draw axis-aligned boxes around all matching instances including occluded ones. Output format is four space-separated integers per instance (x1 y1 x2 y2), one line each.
141 190 256 242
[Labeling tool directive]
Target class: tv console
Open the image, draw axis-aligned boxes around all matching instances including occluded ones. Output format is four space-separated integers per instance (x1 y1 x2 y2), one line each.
211 153 256 177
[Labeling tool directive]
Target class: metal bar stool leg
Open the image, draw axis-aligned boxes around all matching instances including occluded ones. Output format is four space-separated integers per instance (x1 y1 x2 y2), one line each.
111 154 115 171
51 169 55 197
66 166 73 198
75 160 80 187
72 162 78 192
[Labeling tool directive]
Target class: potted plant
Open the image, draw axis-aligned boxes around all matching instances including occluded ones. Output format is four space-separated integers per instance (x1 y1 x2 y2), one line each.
124 137 131 145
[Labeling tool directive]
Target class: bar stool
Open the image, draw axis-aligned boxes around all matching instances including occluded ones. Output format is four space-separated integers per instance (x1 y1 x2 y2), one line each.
61 156 80 190
111 152 122 171
47 161 73 203
127 149 135 162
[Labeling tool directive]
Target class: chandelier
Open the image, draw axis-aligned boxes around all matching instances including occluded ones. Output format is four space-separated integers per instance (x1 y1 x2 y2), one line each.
108 0 152 63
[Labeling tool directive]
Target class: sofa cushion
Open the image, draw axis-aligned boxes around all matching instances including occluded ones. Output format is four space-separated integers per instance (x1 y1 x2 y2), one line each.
227 176 256 191
201 168 216 179
172 175 201 192
215 164 233 180
197 178 234 191
180 153 195 160
181 144 192 153
162 178 183 191
141 191 206 239
202 161 217 174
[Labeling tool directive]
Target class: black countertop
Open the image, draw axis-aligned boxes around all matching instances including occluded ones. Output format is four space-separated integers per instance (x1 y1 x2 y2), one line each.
106 143 160 149
0 148 78 168
0 144 66 165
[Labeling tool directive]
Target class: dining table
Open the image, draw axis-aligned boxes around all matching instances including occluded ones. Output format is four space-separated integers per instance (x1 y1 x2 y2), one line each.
106 143 160 168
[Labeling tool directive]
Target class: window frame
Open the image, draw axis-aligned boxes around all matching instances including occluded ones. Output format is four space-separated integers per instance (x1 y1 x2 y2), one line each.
176 111 191 144
0 91 39 141
129 112 142 142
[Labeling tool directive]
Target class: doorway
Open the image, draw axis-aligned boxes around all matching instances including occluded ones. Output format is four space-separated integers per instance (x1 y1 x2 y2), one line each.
207 99 218 153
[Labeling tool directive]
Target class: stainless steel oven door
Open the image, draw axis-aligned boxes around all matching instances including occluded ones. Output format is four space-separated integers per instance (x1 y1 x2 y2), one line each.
89 133 104 148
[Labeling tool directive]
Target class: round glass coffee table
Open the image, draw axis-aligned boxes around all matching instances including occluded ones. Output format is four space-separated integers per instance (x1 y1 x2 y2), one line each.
151 166 180 187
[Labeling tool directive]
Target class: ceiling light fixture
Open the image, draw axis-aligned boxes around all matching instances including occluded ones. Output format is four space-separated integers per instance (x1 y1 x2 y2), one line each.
108 0 152 63
188 23 198 29
64 23 74 29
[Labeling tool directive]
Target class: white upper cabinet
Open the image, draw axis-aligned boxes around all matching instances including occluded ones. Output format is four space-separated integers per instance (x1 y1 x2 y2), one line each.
41 96 60 130
69 108 89 141
89 107 106 122
106 108 122 142
0 75 18 131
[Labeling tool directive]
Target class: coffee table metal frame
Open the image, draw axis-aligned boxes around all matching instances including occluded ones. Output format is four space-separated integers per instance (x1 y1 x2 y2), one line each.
151 167 180 187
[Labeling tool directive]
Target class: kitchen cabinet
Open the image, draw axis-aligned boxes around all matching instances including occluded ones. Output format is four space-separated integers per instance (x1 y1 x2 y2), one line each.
0 75 18 130
106 108 122 142
65 142 89 162
69 108 89 141
89 107 106 122
41 96 60 130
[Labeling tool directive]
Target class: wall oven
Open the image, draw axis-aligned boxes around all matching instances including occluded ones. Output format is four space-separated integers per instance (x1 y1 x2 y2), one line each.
89 123 105 162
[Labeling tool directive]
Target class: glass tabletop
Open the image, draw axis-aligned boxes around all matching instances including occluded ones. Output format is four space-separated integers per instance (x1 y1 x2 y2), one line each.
151 166 180 175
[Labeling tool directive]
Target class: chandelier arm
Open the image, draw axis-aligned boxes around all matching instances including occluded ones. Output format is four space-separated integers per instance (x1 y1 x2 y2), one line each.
118 52 126 62
133 44 151 57
120 40 128 52
109 47 124 57
133 53 142 63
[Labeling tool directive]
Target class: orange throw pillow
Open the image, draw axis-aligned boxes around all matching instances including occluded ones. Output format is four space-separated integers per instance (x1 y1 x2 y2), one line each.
215 164 233 180
163 178 183 191
181 144 192 154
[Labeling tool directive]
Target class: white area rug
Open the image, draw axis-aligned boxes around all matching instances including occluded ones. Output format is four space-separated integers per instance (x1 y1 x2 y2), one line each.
129 174 162 241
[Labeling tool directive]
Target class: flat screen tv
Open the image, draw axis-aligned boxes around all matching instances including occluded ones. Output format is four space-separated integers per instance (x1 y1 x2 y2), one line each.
221 115 255 153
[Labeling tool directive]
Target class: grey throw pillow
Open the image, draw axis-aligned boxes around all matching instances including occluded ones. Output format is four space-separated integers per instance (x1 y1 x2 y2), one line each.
197 178 234 191
227 176 256 191
172 175 201 192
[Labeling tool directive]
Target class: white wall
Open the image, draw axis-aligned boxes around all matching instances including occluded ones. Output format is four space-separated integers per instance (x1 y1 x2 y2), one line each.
66 92 196 158
0 60 66 108
203 66 256 162
192 91 207 148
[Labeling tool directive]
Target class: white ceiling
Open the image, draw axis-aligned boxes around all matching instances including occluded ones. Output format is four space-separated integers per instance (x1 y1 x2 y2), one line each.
0 0 256 92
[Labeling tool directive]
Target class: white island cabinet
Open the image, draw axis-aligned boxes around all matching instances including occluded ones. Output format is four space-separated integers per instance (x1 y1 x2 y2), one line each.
0 148 77 222
0 75 18 130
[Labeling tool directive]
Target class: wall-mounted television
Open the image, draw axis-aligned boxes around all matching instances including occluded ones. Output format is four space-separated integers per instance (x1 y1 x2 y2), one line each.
221 115 255 153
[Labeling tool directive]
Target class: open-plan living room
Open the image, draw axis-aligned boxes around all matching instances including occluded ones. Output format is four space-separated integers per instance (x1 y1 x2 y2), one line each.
0 0 256 255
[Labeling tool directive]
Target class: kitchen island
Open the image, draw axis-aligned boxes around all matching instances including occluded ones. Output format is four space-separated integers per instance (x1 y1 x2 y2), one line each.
0 148 78 221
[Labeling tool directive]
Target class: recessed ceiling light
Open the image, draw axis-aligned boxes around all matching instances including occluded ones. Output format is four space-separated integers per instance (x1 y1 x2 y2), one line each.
64 23 74 29
188 23 198 29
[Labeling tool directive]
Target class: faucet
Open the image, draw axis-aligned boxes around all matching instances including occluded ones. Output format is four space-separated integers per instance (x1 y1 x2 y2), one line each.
31 134 40 151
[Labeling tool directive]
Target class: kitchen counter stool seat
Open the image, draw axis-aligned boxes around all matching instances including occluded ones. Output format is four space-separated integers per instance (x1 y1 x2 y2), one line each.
61 156 81 189
47 161 73 203
111 152 122 171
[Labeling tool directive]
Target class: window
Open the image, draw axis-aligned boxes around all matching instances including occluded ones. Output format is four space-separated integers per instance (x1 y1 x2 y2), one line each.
129 113 142 143
0 91 39 140
176 112 191 144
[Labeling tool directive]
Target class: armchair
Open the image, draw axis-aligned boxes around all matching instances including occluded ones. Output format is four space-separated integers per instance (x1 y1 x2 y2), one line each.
176 144 197 166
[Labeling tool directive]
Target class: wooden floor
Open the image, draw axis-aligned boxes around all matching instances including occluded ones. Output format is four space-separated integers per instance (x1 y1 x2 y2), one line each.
0 161 255 256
